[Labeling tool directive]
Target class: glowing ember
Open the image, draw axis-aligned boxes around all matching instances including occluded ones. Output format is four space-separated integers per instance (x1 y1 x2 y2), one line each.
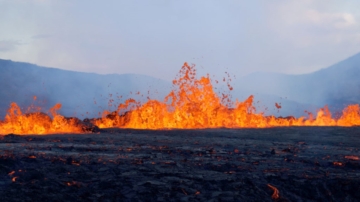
333 162 343 166
1 62 360 134
267 184 280 199
65 181 81 187
344 155 359 161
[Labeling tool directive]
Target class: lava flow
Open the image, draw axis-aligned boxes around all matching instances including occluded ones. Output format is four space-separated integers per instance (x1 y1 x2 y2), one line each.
1 62 360 134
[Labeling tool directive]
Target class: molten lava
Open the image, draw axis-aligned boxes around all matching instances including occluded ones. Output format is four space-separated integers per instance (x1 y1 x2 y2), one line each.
1 62 360 134
93 63 360 129
0 103 85 135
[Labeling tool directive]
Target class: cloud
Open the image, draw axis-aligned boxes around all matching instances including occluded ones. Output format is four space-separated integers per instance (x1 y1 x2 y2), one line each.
267 1 360 46
1 0 360 80
304 10 356 29
32 34 52 39
0 40 22 52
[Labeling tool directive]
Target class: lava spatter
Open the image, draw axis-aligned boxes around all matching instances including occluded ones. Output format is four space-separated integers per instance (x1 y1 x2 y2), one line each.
93 63 360 129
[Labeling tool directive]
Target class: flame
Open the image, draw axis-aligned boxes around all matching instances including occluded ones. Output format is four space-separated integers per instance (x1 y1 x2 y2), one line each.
93 63 360 129
1 62 360 134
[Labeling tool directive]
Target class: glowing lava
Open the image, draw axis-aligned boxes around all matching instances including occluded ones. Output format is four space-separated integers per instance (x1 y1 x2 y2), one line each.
93 63 360 129
0 103 86 135
1 62 360 134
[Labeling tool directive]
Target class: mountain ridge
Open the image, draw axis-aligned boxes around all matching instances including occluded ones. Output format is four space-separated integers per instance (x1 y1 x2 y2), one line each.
0 59 171 118
233 51 360 114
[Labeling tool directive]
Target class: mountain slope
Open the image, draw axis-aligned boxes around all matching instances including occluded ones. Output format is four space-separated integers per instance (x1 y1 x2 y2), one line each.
232 52 360 115
0 59 171 118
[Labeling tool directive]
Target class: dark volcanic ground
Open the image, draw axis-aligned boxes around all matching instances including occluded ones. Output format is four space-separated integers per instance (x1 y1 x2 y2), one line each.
0 127 360 201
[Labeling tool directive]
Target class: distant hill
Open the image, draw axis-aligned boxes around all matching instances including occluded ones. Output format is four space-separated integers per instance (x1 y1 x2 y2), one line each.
0 59 171 118
232 52 360 117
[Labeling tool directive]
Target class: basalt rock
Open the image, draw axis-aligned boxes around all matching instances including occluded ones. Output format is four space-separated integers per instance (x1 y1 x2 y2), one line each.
0 127 359 201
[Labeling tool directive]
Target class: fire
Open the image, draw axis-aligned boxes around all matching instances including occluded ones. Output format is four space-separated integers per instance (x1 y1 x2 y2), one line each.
1 62 360 134
93 63 360 129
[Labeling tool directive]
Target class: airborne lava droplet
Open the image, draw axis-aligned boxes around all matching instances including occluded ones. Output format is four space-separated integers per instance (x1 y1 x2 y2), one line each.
275 102 281 109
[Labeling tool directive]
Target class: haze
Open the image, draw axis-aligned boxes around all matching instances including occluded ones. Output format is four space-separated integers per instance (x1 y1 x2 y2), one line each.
1 0 360 80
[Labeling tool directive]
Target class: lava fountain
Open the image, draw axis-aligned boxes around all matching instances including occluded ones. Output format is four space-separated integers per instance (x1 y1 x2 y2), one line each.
1 62 360 135
92 63 360 129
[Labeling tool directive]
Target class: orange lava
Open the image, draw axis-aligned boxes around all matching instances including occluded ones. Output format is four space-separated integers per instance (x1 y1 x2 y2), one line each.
93 63 360 129
1 62 360 134
0 103 85 135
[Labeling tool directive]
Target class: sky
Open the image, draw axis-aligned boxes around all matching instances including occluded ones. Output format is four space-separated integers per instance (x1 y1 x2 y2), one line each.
0 0 360 81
